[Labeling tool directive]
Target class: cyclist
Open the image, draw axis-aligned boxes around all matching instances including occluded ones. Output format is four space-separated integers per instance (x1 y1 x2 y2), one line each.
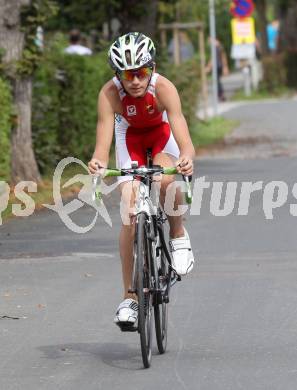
88 32 195 328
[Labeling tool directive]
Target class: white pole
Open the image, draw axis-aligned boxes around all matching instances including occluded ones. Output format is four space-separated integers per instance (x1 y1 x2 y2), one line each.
209 0 218 116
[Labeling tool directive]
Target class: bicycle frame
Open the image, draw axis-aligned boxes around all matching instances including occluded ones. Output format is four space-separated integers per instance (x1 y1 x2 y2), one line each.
134 179 157 217
130 175 180 298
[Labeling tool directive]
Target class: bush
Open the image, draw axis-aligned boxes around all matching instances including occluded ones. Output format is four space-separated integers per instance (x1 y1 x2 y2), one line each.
32 46 112 173
285 51 297 89
157 55 200 132
261 54 287 92
0 77 12 181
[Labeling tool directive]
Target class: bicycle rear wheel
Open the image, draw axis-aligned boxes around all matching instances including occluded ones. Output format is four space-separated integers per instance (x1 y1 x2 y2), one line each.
154 248 169 354
136 212 153 368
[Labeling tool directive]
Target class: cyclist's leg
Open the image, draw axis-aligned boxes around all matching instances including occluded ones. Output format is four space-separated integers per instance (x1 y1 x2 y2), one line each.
152 152 185 239
153 152 194 275
114 180 139 326
118 180 138 301
151 121 195 275
115 120 146 301
148 120 185 238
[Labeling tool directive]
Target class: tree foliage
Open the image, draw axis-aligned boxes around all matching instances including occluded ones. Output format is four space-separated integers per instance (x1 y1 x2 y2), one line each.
32 41 113 172
0 77 12 181
47 0 113 32
17 0 58 76
47 0 165 38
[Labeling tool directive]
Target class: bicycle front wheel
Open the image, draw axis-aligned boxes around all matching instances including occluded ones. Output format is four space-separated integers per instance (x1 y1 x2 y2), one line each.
154 249 169 354
136 212 153 368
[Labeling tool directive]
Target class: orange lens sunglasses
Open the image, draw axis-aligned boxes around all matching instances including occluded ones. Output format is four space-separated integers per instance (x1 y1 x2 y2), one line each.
119 66 153 81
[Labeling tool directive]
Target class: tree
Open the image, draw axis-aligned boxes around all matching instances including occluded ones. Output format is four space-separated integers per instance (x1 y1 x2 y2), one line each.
254 0 269 55
279 0 297 87
0 0 40 184
116 0 158 38
278 0 297 51
48 0 171 39
0 0 56 184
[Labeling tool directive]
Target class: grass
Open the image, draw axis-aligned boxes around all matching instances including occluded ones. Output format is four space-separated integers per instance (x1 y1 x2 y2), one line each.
190 116 239 148
1 154 118 224
231 86 294 102
1 165 85 223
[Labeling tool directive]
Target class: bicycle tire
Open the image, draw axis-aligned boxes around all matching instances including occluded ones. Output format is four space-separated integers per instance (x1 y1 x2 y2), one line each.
154 247 169 354
136 212 153 368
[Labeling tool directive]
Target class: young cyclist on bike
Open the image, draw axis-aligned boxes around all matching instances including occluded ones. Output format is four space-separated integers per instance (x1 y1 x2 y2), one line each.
88 32 195 328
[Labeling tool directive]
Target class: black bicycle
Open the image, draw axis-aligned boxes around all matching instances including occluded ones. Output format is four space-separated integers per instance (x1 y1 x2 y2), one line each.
92 150 192 368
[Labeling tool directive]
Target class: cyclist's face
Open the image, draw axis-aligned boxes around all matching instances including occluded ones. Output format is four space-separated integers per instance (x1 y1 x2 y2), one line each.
119 67 153 98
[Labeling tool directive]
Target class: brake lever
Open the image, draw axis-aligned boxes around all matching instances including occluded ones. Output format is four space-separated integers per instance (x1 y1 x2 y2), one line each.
92 175 102 204
182 175 192 204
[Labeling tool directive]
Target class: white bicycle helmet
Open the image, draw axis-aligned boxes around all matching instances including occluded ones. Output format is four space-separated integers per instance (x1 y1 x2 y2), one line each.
108 32 156 72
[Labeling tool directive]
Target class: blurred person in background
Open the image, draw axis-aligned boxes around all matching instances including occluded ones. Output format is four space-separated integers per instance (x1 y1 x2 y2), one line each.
205 37 229 102
168 31 194 62
65 29 92 56
267 19 280 53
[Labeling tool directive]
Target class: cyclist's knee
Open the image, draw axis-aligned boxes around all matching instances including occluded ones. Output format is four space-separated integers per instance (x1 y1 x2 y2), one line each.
160 175 175 199
119 181 138 225
161 174 174 188
121 223 135 236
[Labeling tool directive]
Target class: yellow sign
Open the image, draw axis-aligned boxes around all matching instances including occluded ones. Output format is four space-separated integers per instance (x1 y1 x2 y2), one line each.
231 17 256 45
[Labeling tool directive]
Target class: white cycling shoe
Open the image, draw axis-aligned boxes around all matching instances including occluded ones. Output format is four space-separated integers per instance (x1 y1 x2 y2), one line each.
169 228 195 275
114 298 138 326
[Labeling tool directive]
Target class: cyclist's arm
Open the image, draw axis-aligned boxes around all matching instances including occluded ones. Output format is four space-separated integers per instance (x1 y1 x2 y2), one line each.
89 83 115 173
156 77 195 174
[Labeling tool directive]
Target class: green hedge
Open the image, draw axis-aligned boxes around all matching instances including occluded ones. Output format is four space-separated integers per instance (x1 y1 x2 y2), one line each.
260 52 297 92
285 51 297 89
0 77 12 181
32 50 113 173
261 54 287 92
158 55 200 131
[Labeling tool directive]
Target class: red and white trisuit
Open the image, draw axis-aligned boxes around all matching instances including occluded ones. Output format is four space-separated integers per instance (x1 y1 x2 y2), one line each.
113 72 180 182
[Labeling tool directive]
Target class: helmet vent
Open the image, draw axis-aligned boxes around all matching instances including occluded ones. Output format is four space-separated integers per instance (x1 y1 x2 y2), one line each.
137 34 145 43
125 50 132 66
113 48 121 57
115 58 123 68
136 42 145 56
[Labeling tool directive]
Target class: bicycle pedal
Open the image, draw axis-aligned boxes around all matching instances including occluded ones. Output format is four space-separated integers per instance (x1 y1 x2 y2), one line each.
116 322 138 332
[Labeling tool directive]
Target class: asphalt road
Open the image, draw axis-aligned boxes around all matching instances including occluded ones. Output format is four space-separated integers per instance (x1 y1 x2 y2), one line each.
218 98 297 159
1 147 297 389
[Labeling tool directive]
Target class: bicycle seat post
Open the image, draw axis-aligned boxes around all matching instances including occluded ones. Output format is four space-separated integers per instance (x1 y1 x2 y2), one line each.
146 148 153 168
146 148 153 191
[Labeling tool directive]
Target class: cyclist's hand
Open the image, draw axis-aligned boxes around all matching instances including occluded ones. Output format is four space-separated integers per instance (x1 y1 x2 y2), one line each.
176 155 193 176
88 158 106 176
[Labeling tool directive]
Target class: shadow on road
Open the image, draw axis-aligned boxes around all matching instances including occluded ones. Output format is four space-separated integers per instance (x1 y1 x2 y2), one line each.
38 342 163 370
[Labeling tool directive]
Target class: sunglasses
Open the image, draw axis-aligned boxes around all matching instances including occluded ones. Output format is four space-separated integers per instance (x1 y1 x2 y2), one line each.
119 66 153 81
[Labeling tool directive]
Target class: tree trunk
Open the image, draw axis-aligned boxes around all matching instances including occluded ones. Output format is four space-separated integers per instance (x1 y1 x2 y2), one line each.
255 0 269 55
283 2 297 88
0 0 41 184
283 3 297 51
118 0 158 39
11 77 41 183
143 0 158 39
